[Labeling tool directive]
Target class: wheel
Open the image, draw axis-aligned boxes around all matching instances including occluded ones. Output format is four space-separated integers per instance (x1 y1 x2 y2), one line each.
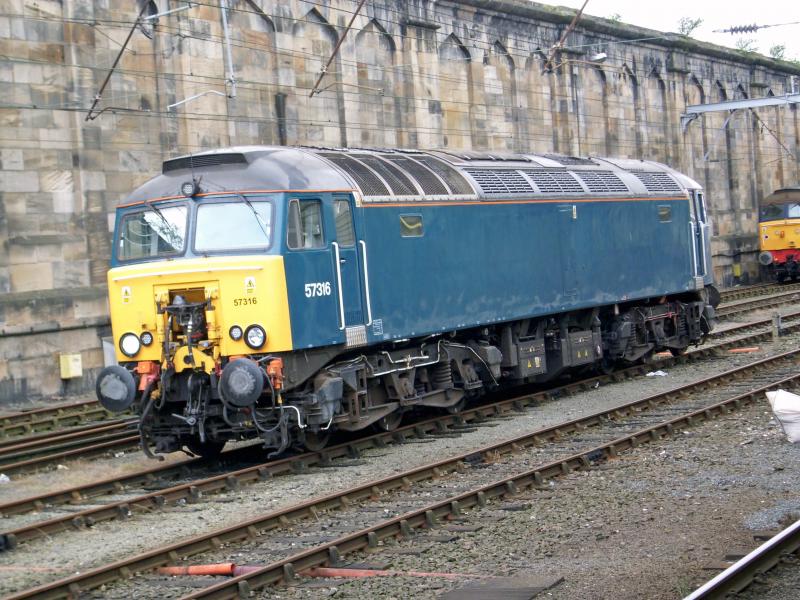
599 357 616 375
669 346 689 357
185 439 226 458
445 398 466 415
302 429 331 452
374 411 403 432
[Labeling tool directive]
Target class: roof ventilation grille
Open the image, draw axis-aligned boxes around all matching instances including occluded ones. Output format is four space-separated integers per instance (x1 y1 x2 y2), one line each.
162 153 247 174
318 153 390 197
381 155 449 196
522 170 584 194
633 171 682 193
542 154 597 166
575 171 629 193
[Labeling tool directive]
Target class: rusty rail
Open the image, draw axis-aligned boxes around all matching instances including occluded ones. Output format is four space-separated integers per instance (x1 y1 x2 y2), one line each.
5 348 799 598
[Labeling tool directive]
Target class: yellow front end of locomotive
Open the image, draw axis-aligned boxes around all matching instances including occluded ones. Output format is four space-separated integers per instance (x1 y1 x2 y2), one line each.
759 220 800 252
107 256 293 367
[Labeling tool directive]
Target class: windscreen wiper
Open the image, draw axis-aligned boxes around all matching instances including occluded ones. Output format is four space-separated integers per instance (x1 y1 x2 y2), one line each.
235 194 270 241
145 199 172 230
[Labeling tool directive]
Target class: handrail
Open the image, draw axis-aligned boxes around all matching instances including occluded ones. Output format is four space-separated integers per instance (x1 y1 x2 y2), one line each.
359 240 373 326
331 242 345 330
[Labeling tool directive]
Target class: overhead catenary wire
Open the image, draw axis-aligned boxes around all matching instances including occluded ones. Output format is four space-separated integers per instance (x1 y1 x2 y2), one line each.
3 53 792 150
4 10 794 98
2 5 797 165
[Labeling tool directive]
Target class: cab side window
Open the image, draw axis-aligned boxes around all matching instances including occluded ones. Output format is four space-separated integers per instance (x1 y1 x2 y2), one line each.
333 200 355 246
287 199 325 249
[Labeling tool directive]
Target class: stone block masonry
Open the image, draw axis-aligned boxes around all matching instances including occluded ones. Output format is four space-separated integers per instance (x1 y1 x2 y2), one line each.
0 0 799 403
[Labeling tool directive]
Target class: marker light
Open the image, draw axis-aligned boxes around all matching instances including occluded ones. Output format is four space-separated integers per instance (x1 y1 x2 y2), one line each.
229 325 243 341
181 181 198 197
140 332 154 346
244 325 266 349
119 333 142 357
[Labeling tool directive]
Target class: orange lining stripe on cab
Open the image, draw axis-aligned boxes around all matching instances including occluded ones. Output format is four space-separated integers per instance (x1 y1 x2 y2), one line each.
117 189 357 208
119 190 688 209
362 195 689 208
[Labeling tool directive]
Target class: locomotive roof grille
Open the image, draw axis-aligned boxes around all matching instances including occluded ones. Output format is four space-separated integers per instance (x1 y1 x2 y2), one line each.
381 155 450 196
522 170 585 194
162 153 247 174
433 150 535 162
464 169 534 195
318 153 391 197
575 170 629 193
415 156 475 195
356 155 419 196
543 154 598 166
633 171 682 193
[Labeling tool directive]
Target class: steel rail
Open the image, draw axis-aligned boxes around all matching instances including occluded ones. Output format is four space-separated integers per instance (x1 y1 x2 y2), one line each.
0 418 133 451
185 372 800 599
0 420 135 458
0 434 140 476
2 316 799 541
684 519 800 599
718 282 800 303
0 400 121 439
716 290 800 319
5 349 799 599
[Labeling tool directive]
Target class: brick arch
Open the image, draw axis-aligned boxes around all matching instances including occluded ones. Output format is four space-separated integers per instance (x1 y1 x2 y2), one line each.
484 41 518 151
226 2 279 144
610 64 641 157
437 33 474 147
351 19 400 147
643 68 669 162
579 65 611 155
683 75 709 189
290 8 346 146
525 51 557 152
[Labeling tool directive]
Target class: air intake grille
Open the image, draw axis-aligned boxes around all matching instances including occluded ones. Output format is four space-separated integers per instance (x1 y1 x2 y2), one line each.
522 170 584 194
382 156 449 196
464 169 534 195
318 153 390 197
633 171 682 193
575 171 629 193
542 154 597 166
162 153 247 173
415 156 475 195
356 156 418 196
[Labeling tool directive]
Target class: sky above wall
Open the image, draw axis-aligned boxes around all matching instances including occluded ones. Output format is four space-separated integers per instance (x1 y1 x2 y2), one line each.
545 1 800 63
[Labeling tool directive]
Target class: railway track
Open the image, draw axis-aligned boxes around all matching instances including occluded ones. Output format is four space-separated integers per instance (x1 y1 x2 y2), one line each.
716 289 800 320
5 345 800 599
0 420 139 476
685 520 800 599
3 307 800 546
0 399 122 439
718 281 800 303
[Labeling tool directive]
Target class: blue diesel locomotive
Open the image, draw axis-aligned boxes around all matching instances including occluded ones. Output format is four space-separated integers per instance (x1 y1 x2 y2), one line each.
96 146 718 456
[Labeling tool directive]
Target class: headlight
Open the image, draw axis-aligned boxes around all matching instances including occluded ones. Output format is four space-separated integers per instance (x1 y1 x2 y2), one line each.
140 332 154 346
244 325 266 349
119 333 141 357
229 325 243 341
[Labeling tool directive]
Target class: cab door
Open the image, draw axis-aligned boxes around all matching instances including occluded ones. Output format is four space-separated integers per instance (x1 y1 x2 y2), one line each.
690 191 709 279
283 196 341 348
327 195 368 347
